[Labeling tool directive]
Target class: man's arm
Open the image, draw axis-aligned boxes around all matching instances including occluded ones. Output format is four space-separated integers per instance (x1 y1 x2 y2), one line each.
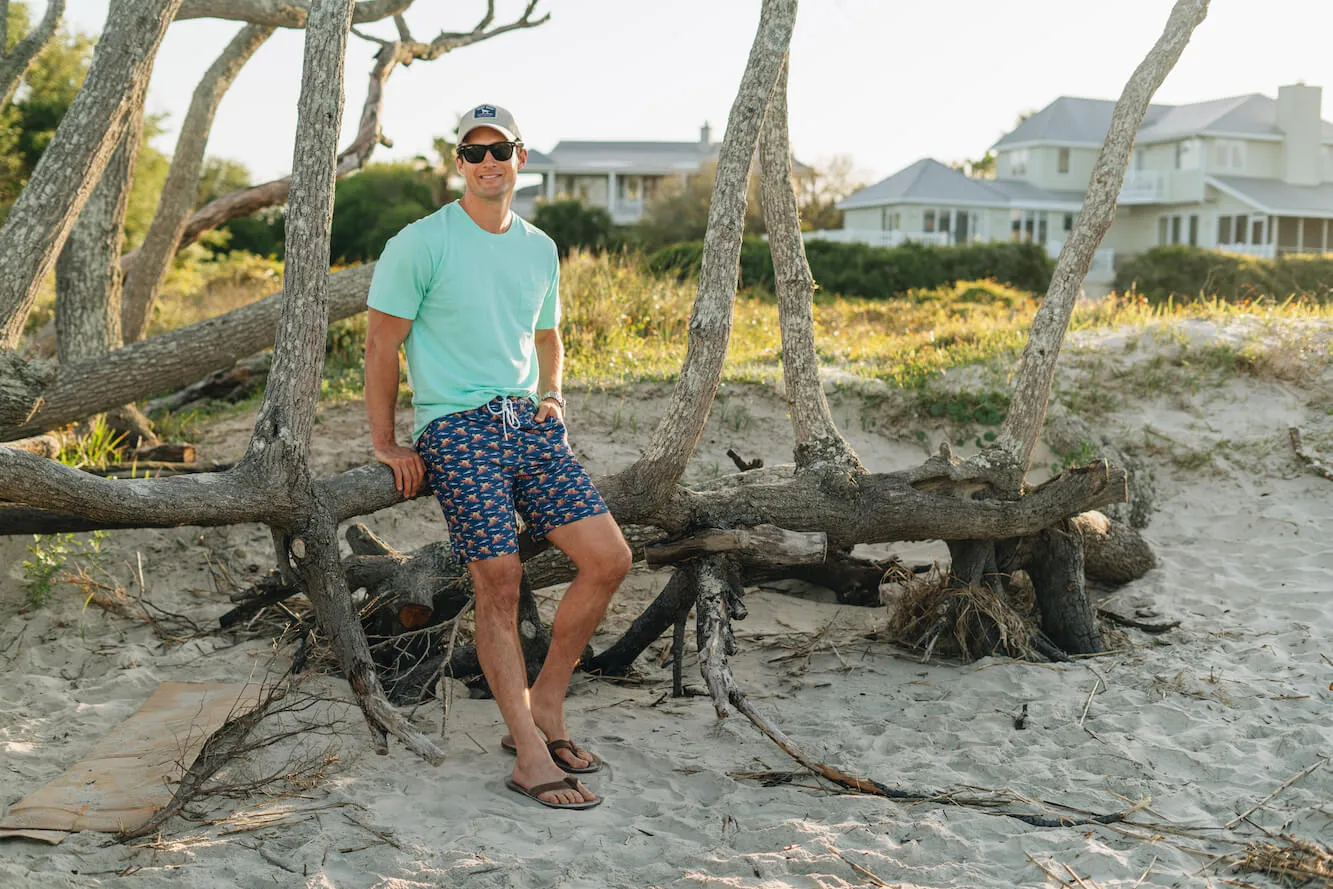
365 307 425 496
534 326 564 423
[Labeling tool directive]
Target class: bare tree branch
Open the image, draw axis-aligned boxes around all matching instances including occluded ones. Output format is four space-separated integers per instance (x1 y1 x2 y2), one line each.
120 23 275 344
997 0 1210 473
175 0 412 28
0 0 181 357
0 0 64 108
1 264 374 442
758 56 862 475
610 0 796 513
131 2 547 263
55 107 141 362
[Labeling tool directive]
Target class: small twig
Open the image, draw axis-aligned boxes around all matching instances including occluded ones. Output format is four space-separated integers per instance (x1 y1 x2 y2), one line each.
1224 756 1329 829
1130 856 1157 889
1079 676 1105 729
1289 427 1333 481
725 448 763 471
827 845 892 887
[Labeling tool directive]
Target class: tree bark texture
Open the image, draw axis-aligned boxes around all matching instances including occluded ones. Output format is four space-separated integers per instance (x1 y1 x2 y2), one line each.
614 0 796 512
1024 519 1103 654
0 0 181 352
758 57 861 476
0 0 64 108
176 0 411 27
55 101 145 363
997 0 1209 473
120 23 275 343
239 0 442 763
1 263 374 442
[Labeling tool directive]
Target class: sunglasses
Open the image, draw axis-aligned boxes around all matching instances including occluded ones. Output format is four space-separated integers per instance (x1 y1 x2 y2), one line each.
456 141 522 164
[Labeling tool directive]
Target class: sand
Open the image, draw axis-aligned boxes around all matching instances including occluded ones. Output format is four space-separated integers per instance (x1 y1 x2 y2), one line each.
1 318 1330 888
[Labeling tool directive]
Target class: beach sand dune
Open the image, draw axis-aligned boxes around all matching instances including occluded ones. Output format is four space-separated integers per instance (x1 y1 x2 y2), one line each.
1 321 1330 888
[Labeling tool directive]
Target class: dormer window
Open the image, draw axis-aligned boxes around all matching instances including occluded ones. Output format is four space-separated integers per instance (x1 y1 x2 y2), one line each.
1057 148 1070 174
1010 148 1029 176
1211 140 1245 171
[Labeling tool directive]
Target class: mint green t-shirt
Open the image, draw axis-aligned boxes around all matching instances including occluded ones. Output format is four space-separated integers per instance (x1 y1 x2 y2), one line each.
366 202 561 441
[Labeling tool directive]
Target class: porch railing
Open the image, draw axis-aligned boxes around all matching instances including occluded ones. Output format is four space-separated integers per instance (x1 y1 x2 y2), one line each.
804 229 951 248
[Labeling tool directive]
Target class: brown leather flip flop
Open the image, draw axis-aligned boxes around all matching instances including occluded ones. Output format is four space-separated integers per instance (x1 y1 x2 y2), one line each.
500 736 603 774
505 775 602 810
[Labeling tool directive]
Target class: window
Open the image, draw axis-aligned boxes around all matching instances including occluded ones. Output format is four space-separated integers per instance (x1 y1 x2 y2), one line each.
1158 213 1200 245
1009 148 1029 176
1216 214 1269 247
881 208 901 231
1010 209 1048 244
1063 213 1075 232
1211 140 1245 171
1057 148 1070 174
923 209 937 233
617 175 644 202
1175 139 1201 170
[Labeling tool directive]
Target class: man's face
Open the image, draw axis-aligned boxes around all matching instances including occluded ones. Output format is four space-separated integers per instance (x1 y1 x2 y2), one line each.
457 125 527 200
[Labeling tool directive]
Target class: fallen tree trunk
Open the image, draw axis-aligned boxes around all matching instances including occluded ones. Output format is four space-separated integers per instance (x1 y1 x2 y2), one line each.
0 264 374 442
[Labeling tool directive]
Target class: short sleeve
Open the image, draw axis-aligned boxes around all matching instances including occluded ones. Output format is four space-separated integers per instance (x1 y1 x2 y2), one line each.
536 253 560 330
366 227 432 320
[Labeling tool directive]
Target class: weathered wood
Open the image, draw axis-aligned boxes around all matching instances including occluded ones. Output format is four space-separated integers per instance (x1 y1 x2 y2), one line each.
146 3 548 264
695 556 745 718
1 264 373 442
759 56 862 475
0 0 64 108
55 97 143 364
1069 510 1157 585
0 0 181 353
996 0 1210 473
644 524 826 567
1024 519 1103 655
585 566 697 676
176 0 412 28
1290 427 1333 482
612 0 796 514
120 23 275 343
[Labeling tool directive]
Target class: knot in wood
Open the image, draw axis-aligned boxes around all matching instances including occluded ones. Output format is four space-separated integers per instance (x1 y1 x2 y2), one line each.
520 620 537 640
290 537 306 560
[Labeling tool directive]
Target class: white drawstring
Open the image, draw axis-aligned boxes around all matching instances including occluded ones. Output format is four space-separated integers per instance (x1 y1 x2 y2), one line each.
487 396 521 440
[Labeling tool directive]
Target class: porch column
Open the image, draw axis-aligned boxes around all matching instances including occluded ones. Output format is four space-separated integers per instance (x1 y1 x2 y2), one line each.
1265 216 1272 248
608 171 617 216
545 173 556 199
1323 219 1329 253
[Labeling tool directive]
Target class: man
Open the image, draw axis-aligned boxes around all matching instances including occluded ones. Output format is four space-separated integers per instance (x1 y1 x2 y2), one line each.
364 104 631 810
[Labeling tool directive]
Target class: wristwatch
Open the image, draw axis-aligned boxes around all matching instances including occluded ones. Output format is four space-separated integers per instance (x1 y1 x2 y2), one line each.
540 391 565 409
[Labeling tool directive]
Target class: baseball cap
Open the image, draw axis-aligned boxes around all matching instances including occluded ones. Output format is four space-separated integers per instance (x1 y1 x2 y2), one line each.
458 104 522 143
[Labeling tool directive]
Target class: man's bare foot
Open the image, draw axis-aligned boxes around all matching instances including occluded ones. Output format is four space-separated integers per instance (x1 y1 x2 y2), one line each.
528 697 593 771
510 749 597 806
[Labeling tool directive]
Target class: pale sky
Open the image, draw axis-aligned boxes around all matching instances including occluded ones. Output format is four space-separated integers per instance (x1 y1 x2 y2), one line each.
38 1 1333 187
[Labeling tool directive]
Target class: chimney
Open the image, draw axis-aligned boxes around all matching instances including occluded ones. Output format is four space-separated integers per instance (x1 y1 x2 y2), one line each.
1278 83 1322 186
700 121 712 149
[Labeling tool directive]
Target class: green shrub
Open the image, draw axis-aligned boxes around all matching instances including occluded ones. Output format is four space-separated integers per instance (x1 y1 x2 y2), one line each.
531 199 613 257
1114 245 1333 304
647 238 1053 299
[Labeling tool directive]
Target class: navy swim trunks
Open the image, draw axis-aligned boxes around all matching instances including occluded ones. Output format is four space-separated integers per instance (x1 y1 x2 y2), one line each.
416 396 609 563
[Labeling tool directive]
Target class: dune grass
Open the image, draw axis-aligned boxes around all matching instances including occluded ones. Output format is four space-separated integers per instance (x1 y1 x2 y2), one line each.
118 248 1331 451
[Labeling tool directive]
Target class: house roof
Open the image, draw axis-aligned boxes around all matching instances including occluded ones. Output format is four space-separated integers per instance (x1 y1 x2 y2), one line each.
836 158 1081 211
993 93 1333 150
836 159 1009 210
1209 175 1333 218
993 97 1170 149
523 140 718 173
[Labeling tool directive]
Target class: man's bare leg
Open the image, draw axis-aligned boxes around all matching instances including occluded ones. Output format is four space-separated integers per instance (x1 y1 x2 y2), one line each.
470 553 595 805
527 512 631 768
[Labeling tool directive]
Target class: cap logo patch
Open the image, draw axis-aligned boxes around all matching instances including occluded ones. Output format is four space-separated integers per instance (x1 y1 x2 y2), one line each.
473 105 497 119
